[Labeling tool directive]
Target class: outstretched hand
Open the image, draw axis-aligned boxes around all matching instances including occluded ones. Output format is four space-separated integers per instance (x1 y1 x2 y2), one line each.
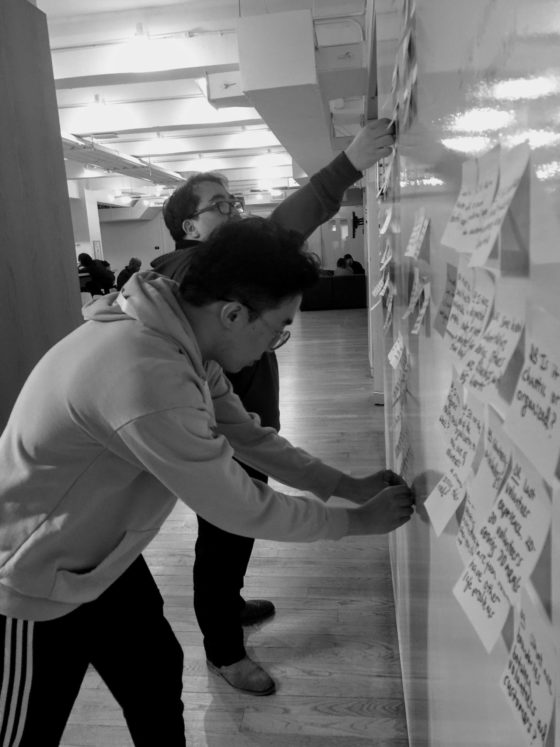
344 118 395 172
335 468 406 505
347 484 415 536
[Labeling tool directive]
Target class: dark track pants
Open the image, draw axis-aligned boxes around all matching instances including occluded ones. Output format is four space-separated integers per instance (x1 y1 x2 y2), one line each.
0 556 186 747
193 465 267 667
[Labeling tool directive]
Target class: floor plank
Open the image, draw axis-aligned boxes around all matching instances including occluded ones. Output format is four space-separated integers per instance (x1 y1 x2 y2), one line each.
61 309 408 746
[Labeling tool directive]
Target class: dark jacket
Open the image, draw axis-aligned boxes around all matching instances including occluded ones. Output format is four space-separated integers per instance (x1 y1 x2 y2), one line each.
82 260 115 295
116 266 137 291
151 151 362 431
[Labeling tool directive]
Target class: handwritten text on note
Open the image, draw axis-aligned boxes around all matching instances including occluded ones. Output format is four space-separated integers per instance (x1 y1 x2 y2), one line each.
459 308 524 393
500 594 555 747
426 392 484 536
506 307 560 483
453 546 511 652
472 445 551 606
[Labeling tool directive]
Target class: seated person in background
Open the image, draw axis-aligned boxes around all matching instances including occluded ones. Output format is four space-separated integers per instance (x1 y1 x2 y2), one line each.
334 257 354 276
116 257 142 291
78 252 115 296
344 253 366 274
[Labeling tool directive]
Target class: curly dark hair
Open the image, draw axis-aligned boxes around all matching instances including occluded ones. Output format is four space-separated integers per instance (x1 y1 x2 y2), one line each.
162 173 227 242
178 217 320 316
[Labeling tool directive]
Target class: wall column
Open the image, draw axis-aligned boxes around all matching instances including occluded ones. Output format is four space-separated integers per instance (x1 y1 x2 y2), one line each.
0 0 82 427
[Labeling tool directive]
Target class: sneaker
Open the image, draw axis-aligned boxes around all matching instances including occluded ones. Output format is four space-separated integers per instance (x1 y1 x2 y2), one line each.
207 655 276 696
239 599 275 626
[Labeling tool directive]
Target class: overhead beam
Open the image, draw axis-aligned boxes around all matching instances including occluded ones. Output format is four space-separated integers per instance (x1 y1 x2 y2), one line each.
177 164 295 184
237 10 334 177
156 152 292 173
58 99 262 137
52 33 239 89
112 130 282 158
62 133 183 185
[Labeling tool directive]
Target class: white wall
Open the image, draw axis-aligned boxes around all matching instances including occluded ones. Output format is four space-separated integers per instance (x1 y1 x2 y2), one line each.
99 212 175 276
320 204 365 270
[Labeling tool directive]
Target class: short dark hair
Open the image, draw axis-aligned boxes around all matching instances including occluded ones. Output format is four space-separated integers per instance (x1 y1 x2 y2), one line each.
162 173 227 242
178 217 320 316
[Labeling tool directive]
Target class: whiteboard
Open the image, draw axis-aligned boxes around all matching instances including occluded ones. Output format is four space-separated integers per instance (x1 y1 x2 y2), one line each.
369 1 560 745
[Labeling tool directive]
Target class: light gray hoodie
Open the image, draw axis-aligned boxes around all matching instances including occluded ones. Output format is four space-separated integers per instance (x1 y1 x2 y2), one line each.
0 273 348 621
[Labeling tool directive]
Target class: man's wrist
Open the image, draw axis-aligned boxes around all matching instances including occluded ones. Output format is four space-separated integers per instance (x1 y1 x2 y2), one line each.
344 505 363 536
342 147 364 175
332 473 359 501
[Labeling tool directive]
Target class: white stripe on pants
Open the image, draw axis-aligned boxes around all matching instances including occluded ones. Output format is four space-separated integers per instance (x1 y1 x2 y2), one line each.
0 619 34 747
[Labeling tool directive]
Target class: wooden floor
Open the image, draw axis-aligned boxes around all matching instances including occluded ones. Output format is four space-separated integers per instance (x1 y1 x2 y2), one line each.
61 308 409 747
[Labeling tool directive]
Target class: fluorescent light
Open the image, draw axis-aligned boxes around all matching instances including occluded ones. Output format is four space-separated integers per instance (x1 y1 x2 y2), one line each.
536 161 560 181
400 176 444 188
449 108 514 133
504 130 560 149
478 75 560 101
441 136 493 155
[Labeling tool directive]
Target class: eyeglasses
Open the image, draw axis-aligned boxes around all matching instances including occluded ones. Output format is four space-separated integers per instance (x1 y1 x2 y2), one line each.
256 315 291 351
192 199 244 218
223 299 291 351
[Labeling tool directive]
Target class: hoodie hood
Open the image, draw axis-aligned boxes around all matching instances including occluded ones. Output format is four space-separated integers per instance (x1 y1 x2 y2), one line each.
151 240 200 283
82 271 205 377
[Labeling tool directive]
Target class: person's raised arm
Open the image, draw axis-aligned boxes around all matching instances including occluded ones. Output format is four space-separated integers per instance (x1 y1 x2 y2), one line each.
269 118 395 239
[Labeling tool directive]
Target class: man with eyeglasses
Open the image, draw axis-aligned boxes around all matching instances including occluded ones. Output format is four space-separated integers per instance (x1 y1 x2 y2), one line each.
151 119 395 695
0 217 414 745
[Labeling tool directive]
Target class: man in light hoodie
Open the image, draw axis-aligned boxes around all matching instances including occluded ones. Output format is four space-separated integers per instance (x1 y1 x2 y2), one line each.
0 217 413 747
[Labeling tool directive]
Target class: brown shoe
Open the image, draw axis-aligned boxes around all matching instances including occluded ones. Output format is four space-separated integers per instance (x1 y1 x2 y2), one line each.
207 655 276 696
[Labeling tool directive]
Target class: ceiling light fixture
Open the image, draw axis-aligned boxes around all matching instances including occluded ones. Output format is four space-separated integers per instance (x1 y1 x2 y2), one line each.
504 129 560 149
477 75 560 101
448 108 515 133
441 136 493 155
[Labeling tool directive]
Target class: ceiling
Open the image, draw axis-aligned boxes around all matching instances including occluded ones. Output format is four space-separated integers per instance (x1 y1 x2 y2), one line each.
34 0 382 210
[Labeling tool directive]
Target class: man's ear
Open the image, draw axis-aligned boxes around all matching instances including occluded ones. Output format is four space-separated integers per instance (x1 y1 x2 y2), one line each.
219 301 246 330
182 218 200 239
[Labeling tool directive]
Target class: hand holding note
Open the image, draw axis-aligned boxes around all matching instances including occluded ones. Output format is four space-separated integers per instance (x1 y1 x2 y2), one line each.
344 118 396 171
334 468 407 505
346 484 415 535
